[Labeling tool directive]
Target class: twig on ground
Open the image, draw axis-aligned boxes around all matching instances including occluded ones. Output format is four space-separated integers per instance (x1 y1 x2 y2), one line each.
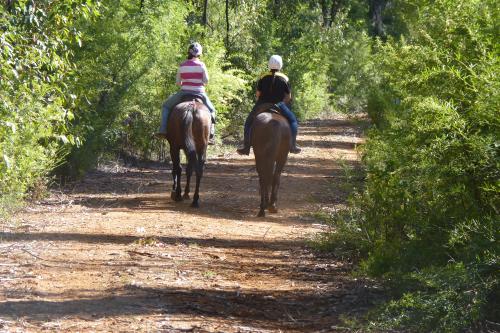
127 250 155 257
19 248 53 267
262 226 272 239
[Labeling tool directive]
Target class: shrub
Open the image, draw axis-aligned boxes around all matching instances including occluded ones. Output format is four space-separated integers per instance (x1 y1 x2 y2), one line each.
320 0 499 330
0 1 99 216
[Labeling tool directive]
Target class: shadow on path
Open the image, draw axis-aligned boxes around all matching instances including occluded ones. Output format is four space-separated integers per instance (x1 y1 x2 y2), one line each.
0 231 298 251
0 284 379 331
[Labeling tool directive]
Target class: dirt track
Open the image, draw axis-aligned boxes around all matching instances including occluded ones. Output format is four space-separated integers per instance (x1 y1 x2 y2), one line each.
0 116 379 332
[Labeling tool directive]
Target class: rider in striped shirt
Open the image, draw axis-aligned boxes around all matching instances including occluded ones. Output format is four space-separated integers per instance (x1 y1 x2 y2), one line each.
157 43 216 142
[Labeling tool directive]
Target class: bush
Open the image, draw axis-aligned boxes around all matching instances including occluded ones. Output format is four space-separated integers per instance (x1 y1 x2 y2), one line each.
320 0 499 330
0 1 99 216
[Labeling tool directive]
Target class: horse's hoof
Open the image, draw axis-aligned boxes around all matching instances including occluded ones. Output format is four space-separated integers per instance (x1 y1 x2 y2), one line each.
268 206 278 214
171 191 183 202
191 201 199 208
183 193 190 200
257 210 265 217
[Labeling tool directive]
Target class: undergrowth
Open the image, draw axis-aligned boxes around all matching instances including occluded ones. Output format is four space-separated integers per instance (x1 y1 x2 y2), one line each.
315 1 499 331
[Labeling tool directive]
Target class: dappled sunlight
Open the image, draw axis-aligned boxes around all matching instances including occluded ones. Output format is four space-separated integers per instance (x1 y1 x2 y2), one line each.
0 115 373 332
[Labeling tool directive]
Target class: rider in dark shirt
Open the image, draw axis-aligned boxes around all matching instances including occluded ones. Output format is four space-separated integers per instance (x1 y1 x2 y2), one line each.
257 72 290 104
237 55 301 155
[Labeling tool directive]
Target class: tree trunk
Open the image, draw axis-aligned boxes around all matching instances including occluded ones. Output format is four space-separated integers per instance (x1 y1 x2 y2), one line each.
5 0 14 12
273 0 281 18
225 0 229 47
369 0 386 37
202 0 208 26
320 0 330 27
329 0 342 26
320 0 343 28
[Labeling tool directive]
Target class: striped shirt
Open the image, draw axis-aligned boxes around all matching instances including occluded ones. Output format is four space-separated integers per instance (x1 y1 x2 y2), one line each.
176 59 209 93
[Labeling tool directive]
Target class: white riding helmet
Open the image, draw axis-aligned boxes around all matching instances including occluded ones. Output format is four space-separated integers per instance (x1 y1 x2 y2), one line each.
268 55 283 70
188 42 203 57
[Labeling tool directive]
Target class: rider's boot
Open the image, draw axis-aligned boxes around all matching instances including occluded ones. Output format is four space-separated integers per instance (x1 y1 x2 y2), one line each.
290 135 301 154
236 128 251 155
290 144 301 154
237 144 250 155
237 115 252 155
208 123 215 145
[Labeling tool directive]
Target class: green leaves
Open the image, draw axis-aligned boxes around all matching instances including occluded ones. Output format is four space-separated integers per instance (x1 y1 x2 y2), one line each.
318 0 499 330
2 154 12 170
0 0 100 216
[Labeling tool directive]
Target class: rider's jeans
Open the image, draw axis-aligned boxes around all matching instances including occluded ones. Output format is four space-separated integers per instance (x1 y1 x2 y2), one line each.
276 102 298 142
159 90 216 134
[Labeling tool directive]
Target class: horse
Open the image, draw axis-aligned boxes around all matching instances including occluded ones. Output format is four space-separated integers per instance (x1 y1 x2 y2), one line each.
251 105 291 217
166 96 211 208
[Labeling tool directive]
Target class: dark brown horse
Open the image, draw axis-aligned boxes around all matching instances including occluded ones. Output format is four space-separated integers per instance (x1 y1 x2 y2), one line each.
251 106 291 217
167 97 211 207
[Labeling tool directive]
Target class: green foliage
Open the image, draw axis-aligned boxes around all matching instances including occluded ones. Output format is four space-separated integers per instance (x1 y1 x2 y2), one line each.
61 0 248 175
319 0 499 330
196 36 248 134
0 0 100 217
64 0 191 173
326 21 375 114
373 261 498 332
312 204 370 260
5 2 496 330
57 0 375 175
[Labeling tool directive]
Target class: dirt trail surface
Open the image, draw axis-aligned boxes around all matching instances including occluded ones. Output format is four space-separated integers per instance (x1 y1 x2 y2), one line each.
0 116 378 332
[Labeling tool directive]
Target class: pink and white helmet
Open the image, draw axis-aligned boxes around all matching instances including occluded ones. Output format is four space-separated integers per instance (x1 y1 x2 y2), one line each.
188 42 203 57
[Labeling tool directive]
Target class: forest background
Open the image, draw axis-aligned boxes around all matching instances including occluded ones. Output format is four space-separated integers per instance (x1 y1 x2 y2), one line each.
1 0 498 331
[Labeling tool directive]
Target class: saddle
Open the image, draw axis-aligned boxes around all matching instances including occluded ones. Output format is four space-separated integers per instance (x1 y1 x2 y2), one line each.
179 93 204 104
178 93 215 123
254 103 283 117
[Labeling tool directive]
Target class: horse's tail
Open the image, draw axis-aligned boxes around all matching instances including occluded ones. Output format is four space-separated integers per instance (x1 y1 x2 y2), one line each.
182 102 197 163
265 118 282 155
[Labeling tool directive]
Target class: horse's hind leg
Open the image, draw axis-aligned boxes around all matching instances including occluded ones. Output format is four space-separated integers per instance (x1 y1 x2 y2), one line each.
256 160 272 217
183 154 193 200
191 152 206 208
269 158 286 214
257 177 268 217
170 148 183 202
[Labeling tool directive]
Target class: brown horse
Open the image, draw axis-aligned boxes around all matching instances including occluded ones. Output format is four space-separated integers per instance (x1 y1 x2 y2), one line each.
166 97 211 207
251 106 291 217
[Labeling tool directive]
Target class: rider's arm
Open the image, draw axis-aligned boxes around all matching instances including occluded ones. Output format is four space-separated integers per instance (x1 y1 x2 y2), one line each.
255 77 264 101
201 63 209 84
283 79 292 103
255 90 261 100
175 68 181 86
284 92 291 104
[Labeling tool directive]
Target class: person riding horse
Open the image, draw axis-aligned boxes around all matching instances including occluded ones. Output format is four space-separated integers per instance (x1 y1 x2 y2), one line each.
157 42 216 143
237 55 301 155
